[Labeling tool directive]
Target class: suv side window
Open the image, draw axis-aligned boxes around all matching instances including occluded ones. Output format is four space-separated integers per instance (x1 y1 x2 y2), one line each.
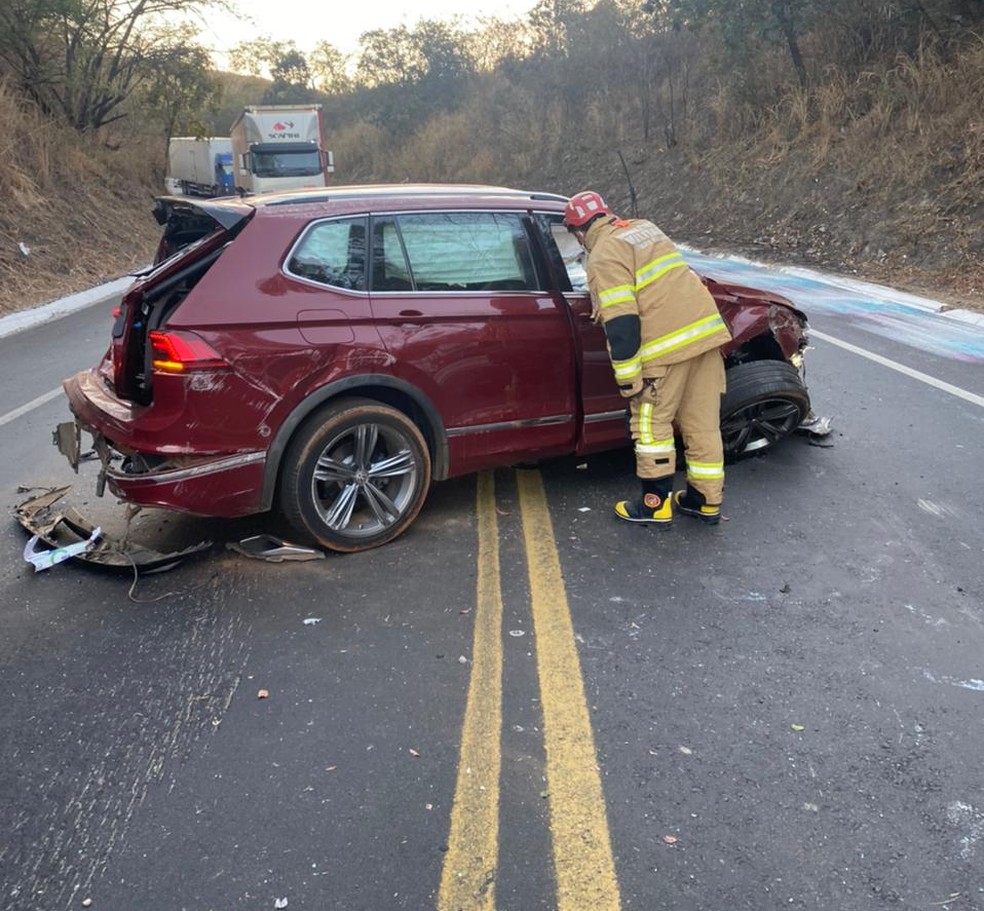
286 217 368 291
535 213 587 292
372 212 540 293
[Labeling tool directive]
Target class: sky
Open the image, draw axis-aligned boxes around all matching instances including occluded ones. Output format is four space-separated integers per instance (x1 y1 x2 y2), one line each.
196 0 543 65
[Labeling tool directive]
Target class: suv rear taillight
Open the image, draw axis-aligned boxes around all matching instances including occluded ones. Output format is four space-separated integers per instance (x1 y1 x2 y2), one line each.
149 330 231 373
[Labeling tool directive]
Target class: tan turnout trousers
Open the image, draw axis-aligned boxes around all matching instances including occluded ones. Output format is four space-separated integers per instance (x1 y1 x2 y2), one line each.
628 348 727 504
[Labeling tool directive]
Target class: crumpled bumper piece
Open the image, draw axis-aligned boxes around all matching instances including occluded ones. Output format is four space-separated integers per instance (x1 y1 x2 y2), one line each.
796 411 834 437
14 487 212 574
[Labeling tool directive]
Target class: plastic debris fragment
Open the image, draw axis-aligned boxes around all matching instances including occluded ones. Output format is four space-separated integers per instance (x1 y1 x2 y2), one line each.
24 526 101 572
797 411 834 437
226 534 324 562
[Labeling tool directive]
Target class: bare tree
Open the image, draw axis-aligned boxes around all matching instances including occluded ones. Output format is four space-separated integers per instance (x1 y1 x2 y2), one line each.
666 0 814 87
0 0 219 132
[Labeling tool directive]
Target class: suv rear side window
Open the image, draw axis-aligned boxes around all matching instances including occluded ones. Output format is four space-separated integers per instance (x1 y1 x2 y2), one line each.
286 217 367 291
372 212 540 293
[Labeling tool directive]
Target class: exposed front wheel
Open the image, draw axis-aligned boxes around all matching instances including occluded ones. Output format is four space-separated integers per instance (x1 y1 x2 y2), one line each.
278 398 432 552
721 361 810 461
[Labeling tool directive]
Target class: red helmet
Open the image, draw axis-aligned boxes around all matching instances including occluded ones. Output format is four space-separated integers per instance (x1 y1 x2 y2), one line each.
563 191 611 229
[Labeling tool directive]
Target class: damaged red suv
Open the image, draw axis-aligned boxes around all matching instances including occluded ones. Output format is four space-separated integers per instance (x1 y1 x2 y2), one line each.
56 184 812 552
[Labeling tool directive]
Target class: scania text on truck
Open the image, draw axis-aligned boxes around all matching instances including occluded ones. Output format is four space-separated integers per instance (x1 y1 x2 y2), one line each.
230 104 335 195
166 137 235 197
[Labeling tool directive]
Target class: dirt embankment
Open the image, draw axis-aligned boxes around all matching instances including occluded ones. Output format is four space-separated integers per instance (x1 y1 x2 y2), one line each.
1 105 981 316
0 184 161 315
529 138 983 314
3 158 980 319
0 78 161 317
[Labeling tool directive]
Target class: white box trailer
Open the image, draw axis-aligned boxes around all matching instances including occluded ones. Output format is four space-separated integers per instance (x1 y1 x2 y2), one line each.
166 137 234 197
230 105 334 195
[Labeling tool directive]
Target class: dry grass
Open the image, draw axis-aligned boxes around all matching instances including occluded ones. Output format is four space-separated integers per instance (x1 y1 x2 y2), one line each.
0 80 162 315
637 36 984 304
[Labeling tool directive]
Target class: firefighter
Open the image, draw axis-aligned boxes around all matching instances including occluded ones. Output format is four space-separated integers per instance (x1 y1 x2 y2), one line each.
563 190 732 526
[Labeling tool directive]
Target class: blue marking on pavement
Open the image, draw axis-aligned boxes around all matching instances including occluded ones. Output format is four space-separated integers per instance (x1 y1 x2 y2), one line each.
683 249 984 363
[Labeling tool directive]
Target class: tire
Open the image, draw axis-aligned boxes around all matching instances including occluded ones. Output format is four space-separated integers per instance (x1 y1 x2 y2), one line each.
720 361 810 462
278 398 432 553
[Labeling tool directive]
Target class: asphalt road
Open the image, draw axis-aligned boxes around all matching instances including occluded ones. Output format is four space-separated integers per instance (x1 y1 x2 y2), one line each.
1 265 982 911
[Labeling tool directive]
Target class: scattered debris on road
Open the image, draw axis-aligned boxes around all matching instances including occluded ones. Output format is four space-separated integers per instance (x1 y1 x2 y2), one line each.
226 534 324 562
15 486 211 573
797 411 833 437
797 411 835 447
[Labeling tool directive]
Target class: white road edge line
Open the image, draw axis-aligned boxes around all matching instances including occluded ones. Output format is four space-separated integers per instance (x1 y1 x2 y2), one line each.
0 275 133 341
812 329 984 409
0 387 64 429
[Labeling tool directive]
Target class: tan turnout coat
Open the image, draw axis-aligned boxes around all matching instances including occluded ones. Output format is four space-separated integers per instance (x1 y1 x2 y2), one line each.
584 217 731 394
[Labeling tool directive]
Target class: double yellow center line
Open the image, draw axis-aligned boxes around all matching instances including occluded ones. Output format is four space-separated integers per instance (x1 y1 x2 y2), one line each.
438 470 621 911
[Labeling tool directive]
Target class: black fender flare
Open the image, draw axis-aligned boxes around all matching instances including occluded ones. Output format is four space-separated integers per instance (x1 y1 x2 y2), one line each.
259 375 449 510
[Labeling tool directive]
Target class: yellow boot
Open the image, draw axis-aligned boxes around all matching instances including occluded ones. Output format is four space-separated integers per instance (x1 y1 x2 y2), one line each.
615 478 674 526
673 485 721 525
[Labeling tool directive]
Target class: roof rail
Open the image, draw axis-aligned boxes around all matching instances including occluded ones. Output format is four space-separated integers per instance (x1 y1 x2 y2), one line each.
261 186 569 208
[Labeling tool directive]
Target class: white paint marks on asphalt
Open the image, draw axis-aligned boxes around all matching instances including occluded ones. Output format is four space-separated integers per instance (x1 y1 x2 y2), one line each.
811 330 984 409
946 801 984 859
903 604 948 628
917 499 957 518
0 387 64 428
922 669 984 692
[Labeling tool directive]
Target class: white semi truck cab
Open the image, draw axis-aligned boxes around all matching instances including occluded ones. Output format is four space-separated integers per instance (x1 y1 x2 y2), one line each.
230 104 335 195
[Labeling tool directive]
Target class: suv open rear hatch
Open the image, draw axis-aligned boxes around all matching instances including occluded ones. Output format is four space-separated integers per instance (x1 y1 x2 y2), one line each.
112 197 254 405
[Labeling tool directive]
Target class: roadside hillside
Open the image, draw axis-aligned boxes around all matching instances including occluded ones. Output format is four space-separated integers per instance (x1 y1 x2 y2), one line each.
4 129 979 317
0 79 161 314
528 131 984 313
1 20 982 317
0 181 160 313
